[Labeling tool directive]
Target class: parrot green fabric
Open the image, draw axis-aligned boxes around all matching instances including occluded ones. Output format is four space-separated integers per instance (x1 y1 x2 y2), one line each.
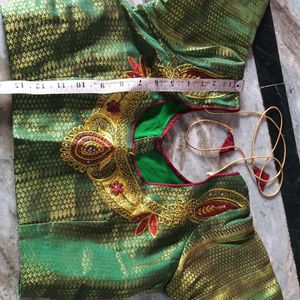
0 0 282 299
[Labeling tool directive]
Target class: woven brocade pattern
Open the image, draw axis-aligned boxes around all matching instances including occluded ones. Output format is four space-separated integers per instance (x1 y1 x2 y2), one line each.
0 0 282 299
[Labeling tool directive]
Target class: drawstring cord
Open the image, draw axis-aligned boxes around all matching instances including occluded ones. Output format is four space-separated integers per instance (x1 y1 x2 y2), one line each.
185 106 286 198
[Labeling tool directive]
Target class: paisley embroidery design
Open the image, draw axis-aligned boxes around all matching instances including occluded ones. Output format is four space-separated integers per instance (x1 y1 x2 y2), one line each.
61 124 115 173
61 128 115 172
190 188 247 222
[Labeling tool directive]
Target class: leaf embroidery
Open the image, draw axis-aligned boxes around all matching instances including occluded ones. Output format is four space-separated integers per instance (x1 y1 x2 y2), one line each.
124 56 148 78
135 218 149 236
132 213 158 237
148 214 158 238
128 56 143 74
195 200 240 219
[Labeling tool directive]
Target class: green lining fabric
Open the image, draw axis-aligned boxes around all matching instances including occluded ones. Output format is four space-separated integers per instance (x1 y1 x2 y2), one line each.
135 150 185 184
134 98 187 183
134 97 188 139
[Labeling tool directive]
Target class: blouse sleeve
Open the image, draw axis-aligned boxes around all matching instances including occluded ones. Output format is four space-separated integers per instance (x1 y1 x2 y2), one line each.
142 0 269 79
166 206 282 299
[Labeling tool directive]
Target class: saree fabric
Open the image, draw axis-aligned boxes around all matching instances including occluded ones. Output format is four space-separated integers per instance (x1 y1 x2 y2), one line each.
0 0 282 299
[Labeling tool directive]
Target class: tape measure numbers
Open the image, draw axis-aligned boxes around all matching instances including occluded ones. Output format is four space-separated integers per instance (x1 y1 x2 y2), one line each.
0 78 244 95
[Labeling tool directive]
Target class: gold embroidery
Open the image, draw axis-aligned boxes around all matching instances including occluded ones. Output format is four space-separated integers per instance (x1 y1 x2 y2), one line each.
190 188 248 223
123 56 230 101
61 91 248 234
61 113 115 173
156 63 228 100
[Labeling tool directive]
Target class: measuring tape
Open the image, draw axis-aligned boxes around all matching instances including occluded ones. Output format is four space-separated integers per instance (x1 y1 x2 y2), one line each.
0 78 244 95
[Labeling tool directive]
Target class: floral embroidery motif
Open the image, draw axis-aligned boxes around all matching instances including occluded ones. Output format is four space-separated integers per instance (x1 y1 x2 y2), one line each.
131 213 158 237
61 129 115 172
124 56 149 78
110 181 124 196
106 100 121 116
194 199 240 220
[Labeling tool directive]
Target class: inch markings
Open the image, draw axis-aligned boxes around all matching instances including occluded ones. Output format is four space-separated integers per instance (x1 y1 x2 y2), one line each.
0 78 244 95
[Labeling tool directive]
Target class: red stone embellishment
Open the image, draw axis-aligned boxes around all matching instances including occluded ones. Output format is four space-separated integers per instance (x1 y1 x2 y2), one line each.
124 56 148 78
110 181 124 196
106 100 121 116
195 200 240 220
131 213 158 237
253 164 270 191
70 131 114 167
219 132 235 155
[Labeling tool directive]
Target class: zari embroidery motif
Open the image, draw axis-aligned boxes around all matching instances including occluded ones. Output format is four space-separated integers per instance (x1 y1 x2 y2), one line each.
61 92 248 237
124 56 228 101
61 128 115 172
61 58 248 237
155 63 228 100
